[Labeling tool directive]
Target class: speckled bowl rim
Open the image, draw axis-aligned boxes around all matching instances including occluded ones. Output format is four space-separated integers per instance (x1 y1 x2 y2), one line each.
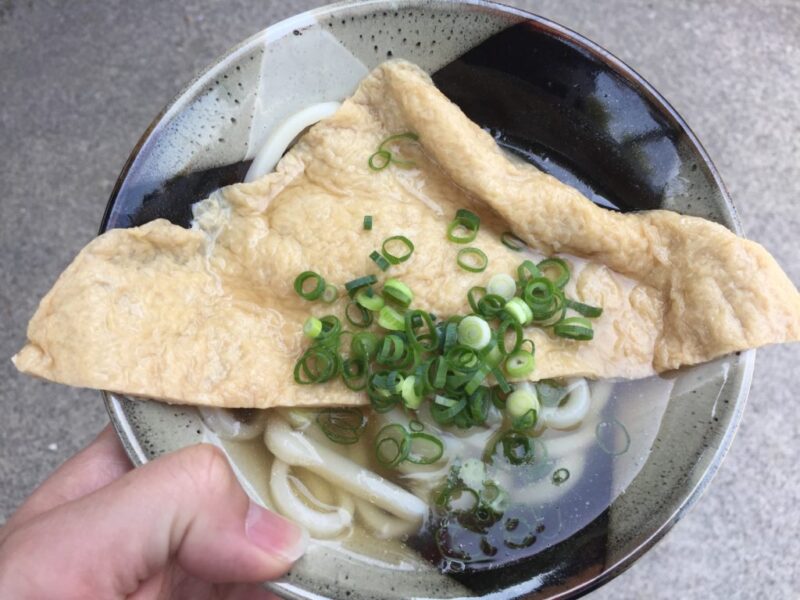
100 1 755 598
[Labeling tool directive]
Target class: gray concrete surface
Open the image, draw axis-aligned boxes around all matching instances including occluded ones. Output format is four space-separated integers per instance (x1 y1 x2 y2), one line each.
1 0 798 598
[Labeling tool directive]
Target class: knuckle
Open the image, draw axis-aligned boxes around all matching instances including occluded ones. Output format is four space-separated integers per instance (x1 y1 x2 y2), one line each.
175 444 235 494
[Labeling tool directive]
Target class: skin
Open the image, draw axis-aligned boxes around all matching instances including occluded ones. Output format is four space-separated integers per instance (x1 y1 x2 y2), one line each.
0 426 307 599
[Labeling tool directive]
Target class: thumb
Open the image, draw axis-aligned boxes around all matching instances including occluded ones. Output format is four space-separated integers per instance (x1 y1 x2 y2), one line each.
0 444 307 599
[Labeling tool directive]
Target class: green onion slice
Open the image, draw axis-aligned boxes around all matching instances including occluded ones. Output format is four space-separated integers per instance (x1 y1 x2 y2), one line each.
294 271 326 301
406 432 444 464
517 259 542 283
345 274 377 297
504 350 535 379
504 297 531 325
537 257 570 288
363 215 373 230
566 298 603 318
500 431 535 465
405 309 439 352
553 316 594 340
355 287 385 312
381 236 415 264
383 278 414 307
457 315 491 350
401 375 422 409
321 284 338 304
552 467 570 485
341 356 369 391
457 247 488 272
375 423 410 467
501 231 526 251
345 301 373 328
316 408 366 444
506 388 539 419
351 332 379 360
446 208 481 244
368 149 392 171
377 132 420 168
303 316 322 339
487 273 517 301
369 250 391 271
378 305 405 331
293 347 339 384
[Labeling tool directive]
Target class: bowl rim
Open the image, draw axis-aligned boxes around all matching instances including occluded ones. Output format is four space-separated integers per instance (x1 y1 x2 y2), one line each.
101 1 756 598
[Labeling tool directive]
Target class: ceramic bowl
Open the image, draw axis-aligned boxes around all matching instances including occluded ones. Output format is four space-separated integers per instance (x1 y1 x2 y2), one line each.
101 1 753 598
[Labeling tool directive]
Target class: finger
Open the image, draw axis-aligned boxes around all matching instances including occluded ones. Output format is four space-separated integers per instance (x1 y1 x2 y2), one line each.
0 444 307 599
4 424 131 532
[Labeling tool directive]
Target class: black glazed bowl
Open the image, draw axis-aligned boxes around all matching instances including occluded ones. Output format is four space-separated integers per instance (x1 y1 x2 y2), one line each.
102 2 753 599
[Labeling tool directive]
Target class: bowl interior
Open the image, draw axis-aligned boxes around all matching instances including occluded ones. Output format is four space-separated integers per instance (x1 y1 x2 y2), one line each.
102 2 753 599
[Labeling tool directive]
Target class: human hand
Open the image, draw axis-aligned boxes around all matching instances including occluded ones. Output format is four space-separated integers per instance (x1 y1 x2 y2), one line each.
0 425 306 599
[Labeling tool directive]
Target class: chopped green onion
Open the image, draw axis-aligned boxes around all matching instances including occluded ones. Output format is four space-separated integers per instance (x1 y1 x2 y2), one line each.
293 347 339 384
517 259 542 283
500 431 535 465
483 343 503 368
381 235 415 264
378 305 405 331
504 297 531 325
401 375 422 409
321 284 338 304
504 350 535 379
496 319 523 355
457 247 488 272
363 215 373 230
446 209 481 244
316 408 366 444
409 419 424 432
506 388 539 420
566 298 603 318
369 250 391 271
375 423 410 467
465 364 491 395
383 278 413 307
405 309 439 351
345 274 377 297
487 273 517 300
501 231 526 251
341 356 369 390
368 149 392 171
376 132 420 169
537 258 570 288
552 467 570 485
345 301 373 328
468 387 490 423
303 316 322 339
355 287 385 311
351 332 379 360
457 315 491 350
294 271 326 301
553 316 594 340
406 432 444 464
316 315 342 342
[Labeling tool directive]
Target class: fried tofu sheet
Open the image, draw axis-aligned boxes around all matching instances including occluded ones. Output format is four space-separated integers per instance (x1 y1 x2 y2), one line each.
13 61 800 408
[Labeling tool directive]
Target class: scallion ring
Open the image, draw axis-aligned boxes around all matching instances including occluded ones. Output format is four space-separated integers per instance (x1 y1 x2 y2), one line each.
375 423 410 468
504 349 535 379
566 298 603 318
368 149 392 171
553 316 594 340
406 432 444 464
345 301 373 328
369 250 391 271
381 235 415 264
378 305 405 331
293 271 325 301
457 247 488 273
537 258 570 288
383 278 414 307
345 274 377 297
321 284 339 304
355 287 385 312
501 231 526 251
316 408 366 444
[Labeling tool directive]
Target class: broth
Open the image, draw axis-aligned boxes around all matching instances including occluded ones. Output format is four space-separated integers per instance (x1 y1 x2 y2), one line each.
200 374 673 576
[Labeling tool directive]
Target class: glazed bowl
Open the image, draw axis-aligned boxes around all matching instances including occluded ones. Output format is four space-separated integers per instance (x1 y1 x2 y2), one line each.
101 1 753 598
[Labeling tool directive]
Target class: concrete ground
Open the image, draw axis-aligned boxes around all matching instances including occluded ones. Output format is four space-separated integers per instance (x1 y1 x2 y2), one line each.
1 0 798 598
